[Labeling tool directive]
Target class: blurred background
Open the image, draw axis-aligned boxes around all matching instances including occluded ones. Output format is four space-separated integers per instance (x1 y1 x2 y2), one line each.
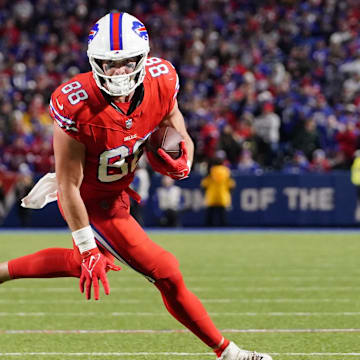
1 0 360 227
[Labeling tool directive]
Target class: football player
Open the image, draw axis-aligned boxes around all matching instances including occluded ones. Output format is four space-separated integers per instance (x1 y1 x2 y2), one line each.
0 12 271 360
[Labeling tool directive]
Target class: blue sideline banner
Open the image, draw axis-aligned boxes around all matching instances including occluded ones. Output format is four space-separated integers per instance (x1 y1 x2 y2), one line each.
2 171 358 227
146 171 357 227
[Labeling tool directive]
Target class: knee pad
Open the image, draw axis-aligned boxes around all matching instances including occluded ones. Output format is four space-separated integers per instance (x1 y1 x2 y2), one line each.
152 250 181 280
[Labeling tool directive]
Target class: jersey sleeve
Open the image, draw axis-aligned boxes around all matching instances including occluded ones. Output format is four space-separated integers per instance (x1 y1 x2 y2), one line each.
162 60 180 114
49 78 84 142
146 58 180 116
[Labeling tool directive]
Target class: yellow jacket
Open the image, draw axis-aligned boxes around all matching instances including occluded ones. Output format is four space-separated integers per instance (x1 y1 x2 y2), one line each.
351 157 360 185
201 165 235 207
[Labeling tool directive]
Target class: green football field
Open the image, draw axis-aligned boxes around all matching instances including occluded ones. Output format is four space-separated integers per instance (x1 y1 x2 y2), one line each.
0 230 359 360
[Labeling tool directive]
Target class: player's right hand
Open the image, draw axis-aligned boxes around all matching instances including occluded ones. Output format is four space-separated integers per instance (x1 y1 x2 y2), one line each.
146 149 170 177
79 248 121 300
146 141 190 180
157 141 190 180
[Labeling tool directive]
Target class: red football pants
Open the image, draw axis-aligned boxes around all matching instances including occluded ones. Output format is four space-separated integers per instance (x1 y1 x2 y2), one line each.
8 193 224 349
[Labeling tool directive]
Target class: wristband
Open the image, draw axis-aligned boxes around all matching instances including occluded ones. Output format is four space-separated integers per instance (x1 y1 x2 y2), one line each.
72 226 97 254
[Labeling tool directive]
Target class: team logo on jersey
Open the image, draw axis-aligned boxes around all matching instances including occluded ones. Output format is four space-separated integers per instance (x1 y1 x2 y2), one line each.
125 118 133 129
132 21 148 40
88 23 99 43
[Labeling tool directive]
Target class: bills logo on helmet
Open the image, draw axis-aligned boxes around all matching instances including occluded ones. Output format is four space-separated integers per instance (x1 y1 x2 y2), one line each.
88 23 99 43
132 21 148 40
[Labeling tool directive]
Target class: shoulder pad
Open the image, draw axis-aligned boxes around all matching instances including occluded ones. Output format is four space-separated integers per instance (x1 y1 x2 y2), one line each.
49 74 93 133
145 57 179 100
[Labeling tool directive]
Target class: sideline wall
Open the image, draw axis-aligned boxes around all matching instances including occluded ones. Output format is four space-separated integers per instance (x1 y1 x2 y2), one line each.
2 171 357 227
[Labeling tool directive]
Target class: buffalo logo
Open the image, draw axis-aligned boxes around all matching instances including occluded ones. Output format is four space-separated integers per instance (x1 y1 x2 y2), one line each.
132 21 148 40
88 23 99 43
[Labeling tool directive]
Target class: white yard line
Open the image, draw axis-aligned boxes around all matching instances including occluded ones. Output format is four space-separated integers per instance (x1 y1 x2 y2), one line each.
2 286 360 292
1 311 360 317
275 354 360 357
0 352 360 357
192 286 360 292
0 299 142 304
0 298 355 304
185 276 360 282
0 352 214 357
24 275 360 281
2 328 360 334
0 287 155 292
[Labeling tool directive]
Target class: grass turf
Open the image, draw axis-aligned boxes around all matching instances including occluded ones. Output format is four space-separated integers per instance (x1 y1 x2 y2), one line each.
0 230 359 360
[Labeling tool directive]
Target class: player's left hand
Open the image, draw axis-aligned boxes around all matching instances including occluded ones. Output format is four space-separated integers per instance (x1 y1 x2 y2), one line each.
79 248 121 300
157 141 191 180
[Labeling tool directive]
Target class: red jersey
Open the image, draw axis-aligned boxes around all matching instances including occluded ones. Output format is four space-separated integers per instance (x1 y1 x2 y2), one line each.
49 57 179 199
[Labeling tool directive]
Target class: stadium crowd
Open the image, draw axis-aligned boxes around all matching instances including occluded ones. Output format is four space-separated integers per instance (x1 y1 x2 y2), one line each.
1 0 360 178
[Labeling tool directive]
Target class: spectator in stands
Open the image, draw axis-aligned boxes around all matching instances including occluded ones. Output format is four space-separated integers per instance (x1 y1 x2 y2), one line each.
282 151 310 175
198 121 219 163
218 124 242 167
234 112 253 144
309 149 331 173
237 149 262 175
156 176 183 227
15 170 34 227
291 118 321 161
1 0 360 175
252 102 280 167
335 121 358 169
3 137 29 173
0 179 5 224
0 134 5 171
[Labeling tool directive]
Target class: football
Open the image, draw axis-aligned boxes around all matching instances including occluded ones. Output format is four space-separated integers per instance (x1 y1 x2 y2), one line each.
146 126 183 160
